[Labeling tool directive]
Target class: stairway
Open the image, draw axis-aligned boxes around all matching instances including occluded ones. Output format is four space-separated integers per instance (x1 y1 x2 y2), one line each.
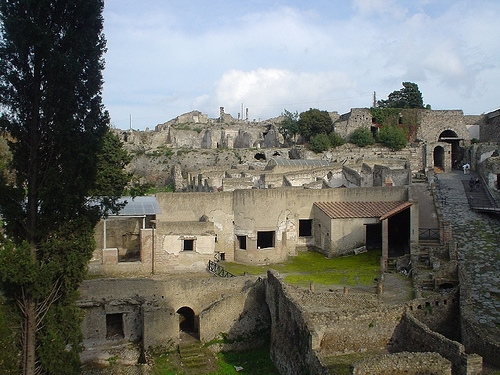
178 336 215 373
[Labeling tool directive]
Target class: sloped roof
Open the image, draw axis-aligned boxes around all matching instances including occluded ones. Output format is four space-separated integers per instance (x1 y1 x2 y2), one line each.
266 158 332 168
314 201 411 219
115 196 162 216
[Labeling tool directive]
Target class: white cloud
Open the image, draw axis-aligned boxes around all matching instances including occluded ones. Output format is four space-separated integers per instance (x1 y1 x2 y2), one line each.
102 0 500 129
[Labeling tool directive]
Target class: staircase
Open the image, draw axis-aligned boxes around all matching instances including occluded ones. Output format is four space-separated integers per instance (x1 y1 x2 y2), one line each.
178 335 215 374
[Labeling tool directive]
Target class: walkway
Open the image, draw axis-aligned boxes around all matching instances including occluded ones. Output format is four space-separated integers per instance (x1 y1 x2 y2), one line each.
435 170 500 337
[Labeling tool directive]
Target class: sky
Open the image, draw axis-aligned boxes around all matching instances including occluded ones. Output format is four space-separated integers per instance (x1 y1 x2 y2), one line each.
102 0 500 130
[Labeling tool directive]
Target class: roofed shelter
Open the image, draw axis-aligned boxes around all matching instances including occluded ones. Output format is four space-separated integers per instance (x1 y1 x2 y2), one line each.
313 201 413 270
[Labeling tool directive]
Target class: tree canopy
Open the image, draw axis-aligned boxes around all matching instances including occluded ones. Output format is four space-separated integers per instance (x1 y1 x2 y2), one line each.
0 1 127 374
377 82 425 109
297 108 333 141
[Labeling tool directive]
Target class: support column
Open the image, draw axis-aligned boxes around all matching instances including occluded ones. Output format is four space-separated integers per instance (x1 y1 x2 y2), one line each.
381 219 389 272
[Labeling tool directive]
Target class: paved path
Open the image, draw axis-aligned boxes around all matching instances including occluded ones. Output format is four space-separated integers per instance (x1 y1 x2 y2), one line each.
435 170 500 337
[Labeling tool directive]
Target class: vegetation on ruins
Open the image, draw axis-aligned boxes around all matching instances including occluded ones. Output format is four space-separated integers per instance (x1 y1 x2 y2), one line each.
309 131 346 153
308 133 331 153
278 109 299 144
349 127 375 147
376 125 408 151
0 1 128 374
377 82 426 109
297 108 333 141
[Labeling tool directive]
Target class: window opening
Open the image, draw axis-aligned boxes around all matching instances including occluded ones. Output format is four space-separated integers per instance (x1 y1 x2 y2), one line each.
299 219 313 237
237 235 247 250
106 313 124 339
257 231 275 249
183 239 194 251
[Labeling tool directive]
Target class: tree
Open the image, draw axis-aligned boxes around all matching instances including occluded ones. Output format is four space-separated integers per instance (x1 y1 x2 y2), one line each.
308 133 331 153
0 1 123 374
297 108 333 141
377 82 425 109
377 125 408 151
328 131 346 148
349 127 375 147
278 109 299 144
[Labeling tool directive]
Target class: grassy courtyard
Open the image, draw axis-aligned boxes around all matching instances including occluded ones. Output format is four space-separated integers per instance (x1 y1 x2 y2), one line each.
221 249 381 289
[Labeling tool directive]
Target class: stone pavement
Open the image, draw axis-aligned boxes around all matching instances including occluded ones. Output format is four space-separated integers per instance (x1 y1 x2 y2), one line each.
434 170 500 336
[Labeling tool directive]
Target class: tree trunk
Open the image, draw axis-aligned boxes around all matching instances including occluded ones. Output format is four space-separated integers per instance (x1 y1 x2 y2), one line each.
22 296 37 375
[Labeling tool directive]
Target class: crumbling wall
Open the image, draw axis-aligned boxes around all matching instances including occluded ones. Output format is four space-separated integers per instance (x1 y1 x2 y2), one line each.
265 270 329 375
351 352 451 375
459 266 500 368
480 109 500 142
200 279 270 351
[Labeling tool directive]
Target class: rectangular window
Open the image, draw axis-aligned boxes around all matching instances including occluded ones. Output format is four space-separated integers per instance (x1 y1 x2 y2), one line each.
257 231 275 249
183 239 194 251
106 313 124 339
237 235 247 250
299 219 313 237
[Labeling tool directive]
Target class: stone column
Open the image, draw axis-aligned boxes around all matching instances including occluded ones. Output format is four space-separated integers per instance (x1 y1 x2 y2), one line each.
381 219 389 272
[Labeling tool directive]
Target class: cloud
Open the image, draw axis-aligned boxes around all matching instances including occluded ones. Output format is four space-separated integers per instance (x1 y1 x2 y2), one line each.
102 0 500 129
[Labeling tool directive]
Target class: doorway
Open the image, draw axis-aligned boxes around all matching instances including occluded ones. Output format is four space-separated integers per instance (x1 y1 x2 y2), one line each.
177 306 197 338
433 146 445 171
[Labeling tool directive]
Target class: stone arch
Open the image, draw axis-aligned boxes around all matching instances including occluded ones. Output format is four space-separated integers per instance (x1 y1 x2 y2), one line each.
177 306 198 338
433 145 445 171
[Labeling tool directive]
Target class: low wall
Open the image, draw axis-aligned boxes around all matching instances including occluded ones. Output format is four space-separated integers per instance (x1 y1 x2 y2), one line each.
351 351 451 375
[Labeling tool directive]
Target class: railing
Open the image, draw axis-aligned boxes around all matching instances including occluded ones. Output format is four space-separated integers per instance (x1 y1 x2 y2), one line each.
207 259 235 278
419 228 440 241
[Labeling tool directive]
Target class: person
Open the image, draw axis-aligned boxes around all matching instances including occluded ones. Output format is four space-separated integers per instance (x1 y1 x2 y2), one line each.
463 163 470 174
475 178 480 191
469 178 475 192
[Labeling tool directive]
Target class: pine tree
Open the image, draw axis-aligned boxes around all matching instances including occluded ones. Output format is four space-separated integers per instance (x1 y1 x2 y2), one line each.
0 1 122 374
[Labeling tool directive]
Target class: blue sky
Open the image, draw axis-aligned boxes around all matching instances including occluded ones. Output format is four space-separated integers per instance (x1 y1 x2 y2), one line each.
102 0 500 130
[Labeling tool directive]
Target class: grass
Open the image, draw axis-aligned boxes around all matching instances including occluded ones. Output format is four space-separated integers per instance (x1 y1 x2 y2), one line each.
151 344 279 375
221 249 381 288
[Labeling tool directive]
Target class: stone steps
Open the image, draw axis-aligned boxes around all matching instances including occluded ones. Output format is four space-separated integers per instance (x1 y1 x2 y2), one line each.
178 340 213 371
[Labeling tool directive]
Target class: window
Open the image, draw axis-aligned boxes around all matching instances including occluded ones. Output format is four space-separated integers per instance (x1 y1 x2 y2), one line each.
237 235 247 250
299 219 313 237
257 231 275 249
106 313 124 339
183 239 194 251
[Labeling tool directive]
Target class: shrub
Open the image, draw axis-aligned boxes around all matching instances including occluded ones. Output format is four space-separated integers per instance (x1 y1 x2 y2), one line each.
349 127 374 147
328 132 345 147
377 125 408 150
308 133 331 153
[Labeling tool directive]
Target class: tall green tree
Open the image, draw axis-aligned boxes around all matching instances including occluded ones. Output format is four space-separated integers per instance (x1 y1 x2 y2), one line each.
0 1 124 374
277 109 299 145
297 108 333 141
377 82 425 109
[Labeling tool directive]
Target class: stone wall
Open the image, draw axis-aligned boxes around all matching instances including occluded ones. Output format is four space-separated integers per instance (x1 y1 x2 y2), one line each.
459 266 500 368
417 110 470 144
265 270 330 375
79 275 269 362
480 109 500 142
351 352 452 375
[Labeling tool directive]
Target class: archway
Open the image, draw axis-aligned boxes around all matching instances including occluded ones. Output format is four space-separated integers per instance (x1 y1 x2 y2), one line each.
177 306 197 338
438 130 462 166
433 146 445 171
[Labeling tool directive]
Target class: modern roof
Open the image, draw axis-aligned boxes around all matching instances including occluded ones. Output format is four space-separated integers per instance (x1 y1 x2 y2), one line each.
266 158 332 169
314 201 411 219
113 196 162 216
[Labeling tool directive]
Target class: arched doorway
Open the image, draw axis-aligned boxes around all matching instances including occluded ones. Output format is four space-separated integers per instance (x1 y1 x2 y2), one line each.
433 146 445 171
438 130 462 166
177 306 198 338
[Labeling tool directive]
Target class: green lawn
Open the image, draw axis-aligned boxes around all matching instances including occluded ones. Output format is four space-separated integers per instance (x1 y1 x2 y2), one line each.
221 249 381 288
